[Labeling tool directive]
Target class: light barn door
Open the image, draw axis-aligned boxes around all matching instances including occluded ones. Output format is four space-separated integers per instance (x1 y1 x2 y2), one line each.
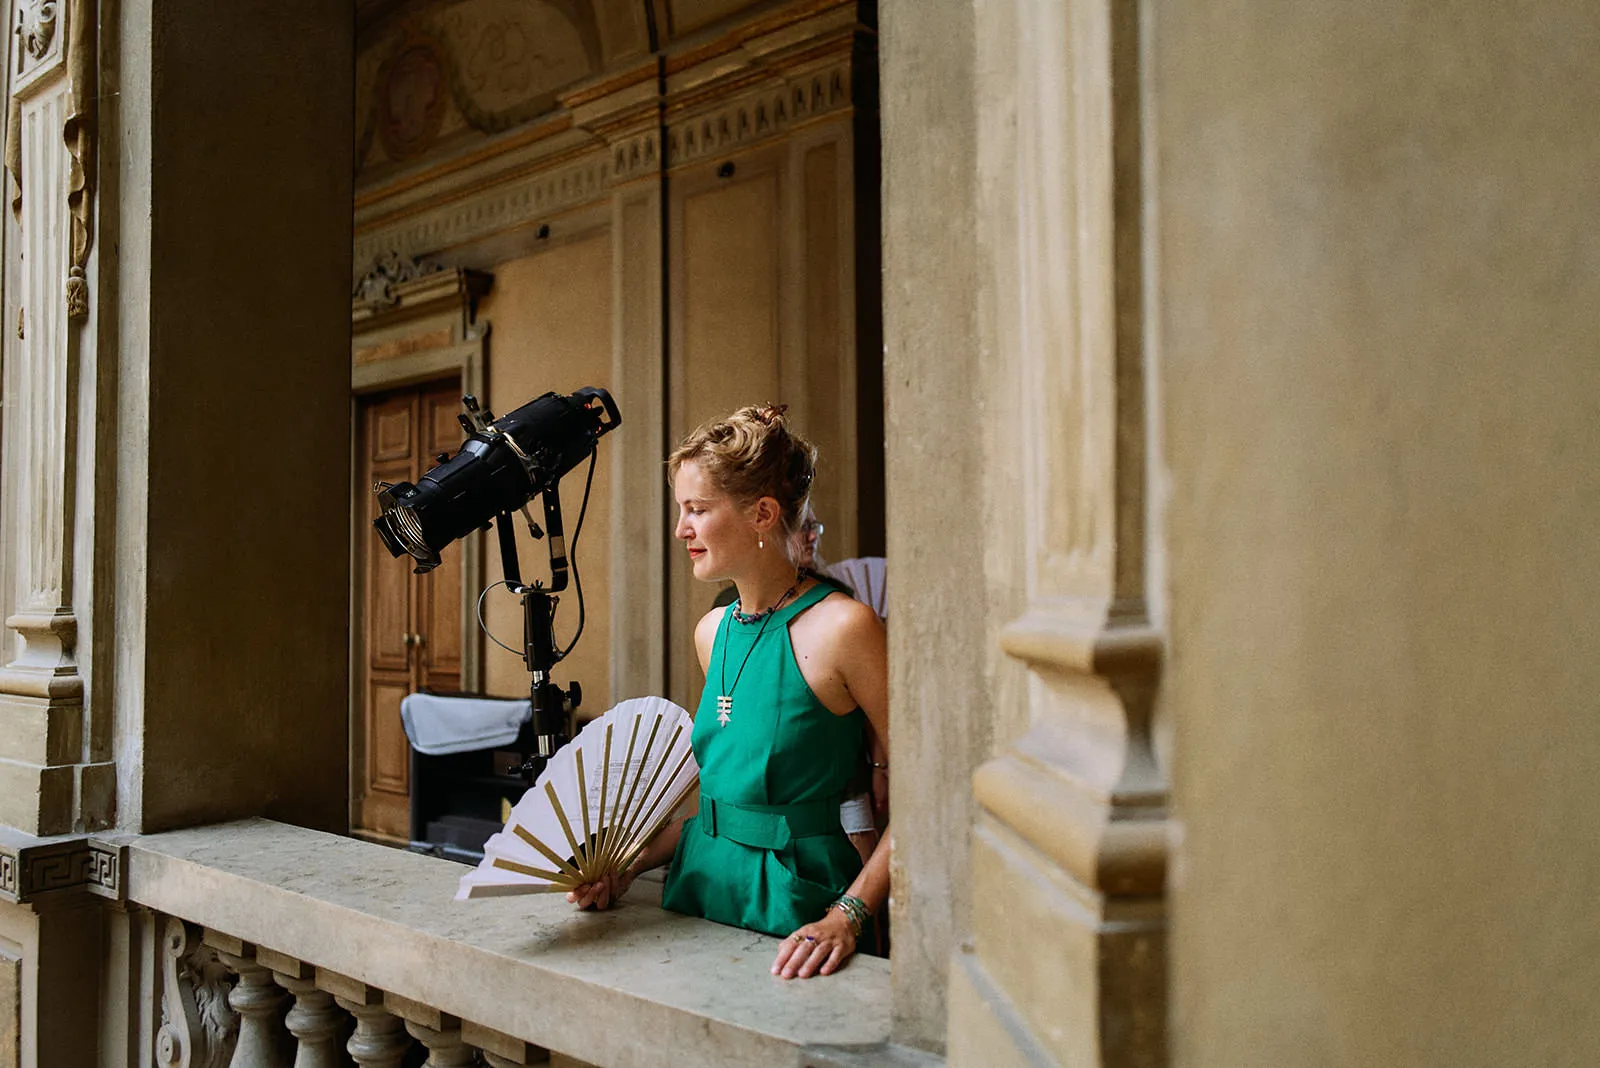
354 379 463 841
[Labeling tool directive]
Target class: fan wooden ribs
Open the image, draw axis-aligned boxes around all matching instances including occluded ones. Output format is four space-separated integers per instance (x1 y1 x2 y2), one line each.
457 696 699 899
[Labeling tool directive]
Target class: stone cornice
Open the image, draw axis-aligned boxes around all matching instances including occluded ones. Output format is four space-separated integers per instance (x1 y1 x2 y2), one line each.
0 828 124 904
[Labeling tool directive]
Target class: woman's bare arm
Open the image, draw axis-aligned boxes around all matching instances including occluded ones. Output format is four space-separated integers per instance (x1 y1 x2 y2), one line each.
773 602 891 978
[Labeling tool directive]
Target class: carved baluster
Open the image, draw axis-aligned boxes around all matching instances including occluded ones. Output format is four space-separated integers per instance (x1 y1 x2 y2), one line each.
335 997 410 1068
214 950 291 1068
275 974 351 1068
404 1020 474 1066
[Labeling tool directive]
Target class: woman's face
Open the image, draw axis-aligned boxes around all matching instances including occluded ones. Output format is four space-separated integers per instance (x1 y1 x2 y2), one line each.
673 460 754 581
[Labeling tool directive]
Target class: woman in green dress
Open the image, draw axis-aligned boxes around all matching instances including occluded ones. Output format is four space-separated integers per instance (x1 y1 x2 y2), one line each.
567 404 890 980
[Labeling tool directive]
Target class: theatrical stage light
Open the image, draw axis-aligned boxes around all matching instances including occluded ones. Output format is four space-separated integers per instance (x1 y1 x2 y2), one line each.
372 386 621 776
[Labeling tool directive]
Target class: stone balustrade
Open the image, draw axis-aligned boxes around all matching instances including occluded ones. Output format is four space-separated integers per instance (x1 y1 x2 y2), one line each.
92 819 910 1068
148 899 560 1068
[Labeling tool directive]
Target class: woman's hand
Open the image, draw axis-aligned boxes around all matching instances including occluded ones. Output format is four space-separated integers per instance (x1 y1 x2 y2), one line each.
772 908 856 979
566 865 637 911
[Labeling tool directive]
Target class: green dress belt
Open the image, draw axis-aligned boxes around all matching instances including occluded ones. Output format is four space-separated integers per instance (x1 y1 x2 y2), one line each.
697 795 842 850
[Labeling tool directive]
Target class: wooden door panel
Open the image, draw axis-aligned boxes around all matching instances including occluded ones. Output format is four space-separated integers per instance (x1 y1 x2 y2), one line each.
423 387 464 460
367 676 411 793
355 378 465 843
367 458 415 671
370 402 412 462
420 383 466 688
419 566 463 687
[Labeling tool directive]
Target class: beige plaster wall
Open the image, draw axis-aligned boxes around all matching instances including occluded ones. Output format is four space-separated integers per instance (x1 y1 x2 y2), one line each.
1157 2 1600 1063
478 234 615 716
126 1 354 832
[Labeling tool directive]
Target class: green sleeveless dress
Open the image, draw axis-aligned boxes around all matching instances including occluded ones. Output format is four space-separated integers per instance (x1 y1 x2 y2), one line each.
660 582 866 938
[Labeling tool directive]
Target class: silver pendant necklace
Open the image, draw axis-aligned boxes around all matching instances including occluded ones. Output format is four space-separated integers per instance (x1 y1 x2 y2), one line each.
716 575 801 726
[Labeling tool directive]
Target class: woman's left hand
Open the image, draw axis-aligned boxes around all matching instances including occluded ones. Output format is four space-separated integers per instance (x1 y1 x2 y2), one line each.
772 908 856 979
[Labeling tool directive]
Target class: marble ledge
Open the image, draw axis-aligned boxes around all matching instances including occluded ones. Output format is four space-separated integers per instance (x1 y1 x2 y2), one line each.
124 818 895 1068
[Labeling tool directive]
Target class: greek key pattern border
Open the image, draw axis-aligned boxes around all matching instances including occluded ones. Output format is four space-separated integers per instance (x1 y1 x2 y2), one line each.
0 836 124 904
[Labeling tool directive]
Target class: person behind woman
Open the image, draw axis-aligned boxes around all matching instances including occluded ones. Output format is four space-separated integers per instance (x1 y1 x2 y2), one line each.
567 404 889 980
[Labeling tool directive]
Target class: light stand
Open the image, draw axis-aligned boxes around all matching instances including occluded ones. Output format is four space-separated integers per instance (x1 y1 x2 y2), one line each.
493 487 583 784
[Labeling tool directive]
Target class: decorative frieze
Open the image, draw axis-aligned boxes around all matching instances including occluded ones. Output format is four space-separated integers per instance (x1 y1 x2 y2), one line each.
666 64 851 168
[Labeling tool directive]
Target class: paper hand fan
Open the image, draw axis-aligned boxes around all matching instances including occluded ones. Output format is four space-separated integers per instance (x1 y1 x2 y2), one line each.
455 695 698 900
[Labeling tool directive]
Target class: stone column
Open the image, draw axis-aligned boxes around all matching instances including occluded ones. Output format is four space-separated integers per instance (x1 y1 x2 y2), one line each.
0 0 111 835
216 951 291 1068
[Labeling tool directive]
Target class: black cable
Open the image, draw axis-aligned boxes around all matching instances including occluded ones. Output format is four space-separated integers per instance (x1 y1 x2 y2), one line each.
557 446 599 659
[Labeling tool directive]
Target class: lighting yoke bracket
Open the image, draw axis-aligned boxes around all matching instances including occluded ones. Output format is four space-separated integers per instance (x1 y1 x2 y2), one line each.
464 395 584 783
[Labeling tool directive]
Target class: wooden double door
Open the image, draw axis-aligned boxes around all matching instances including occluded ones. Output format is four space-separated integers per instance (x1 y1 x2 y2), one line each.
355 379 467 841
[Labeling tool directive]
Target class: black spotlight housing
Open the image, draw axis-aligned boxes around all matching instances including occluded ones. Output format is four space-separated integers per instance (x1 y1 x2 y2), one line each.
374 387 620 574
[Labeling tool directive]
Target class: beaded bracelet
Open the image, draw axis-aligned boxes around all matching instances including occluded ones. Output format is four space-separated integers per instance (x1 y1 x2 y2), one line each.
829 894 870 939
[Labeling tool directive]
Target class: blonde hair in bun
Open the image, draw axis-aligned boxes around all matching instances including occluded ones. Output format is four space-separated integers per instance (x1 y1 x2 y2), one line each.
667 404 818 540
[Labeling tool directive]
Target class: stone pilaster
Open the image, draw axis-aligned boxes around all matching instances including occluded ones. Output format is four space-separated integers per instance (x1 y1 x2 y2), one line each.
883 0 1169 1063
0 0 109 835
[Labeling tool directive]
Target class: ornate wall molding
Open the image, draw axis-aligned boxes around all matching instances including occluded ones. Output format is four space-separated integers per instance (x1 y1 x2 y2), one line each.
353 53 854 275
666 63 851 169
353 152 612 274
15 1 63 82
353 251 447 308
